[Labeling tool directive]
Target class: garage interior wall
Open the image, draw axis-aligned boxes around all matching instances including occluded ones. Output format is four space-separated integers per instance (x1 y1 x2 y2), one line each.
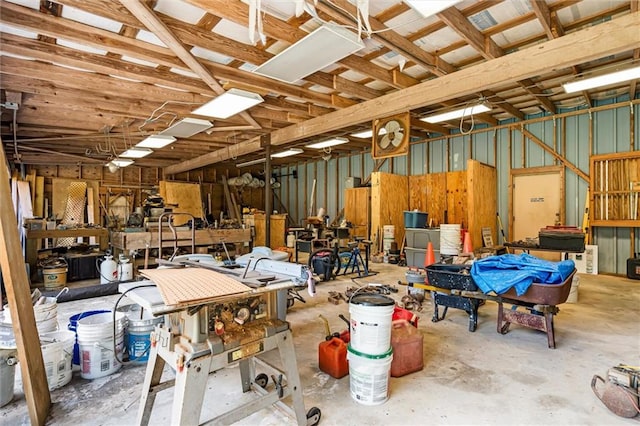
275 98 640 275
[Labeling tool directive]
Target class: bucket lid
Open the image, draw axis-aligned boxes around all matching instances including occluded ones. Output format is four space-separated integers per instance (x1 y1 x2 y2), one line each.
347 344 393 359
350 293 394 307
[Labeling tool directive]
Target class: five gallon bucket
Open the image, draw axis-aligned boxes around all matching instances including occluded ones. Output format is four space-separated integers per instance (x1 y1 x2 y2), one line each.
4 297 58 335
68 310 110 367
43 267 68 290
349 293 395 356
40 330 75 390
440 224 462 256
117 304 164 363
347 345 393 406
77 312 125 379
0 348 17 408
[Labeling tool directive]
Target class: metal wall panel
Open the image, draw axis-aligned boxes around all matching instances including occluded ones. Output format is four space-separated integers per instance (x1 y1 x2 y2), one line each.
277 100 637 274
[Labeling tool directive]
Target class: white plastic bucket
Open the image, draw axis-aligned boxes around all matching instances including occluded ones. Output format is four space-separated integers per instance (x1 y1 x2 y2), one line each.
347 345 393 406
117 304 164 363
0 348 17 407
349 293 395 355
4 297 58 334
40 330 75 390
77 312 126 379
440 224 462 255
567 275 580 303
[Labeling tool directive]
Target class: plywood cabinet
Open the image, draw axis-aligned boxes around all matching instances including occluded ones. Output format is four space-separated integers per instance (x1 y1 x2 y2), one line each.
369 160 497 252
344 187 371 239
251 213 287 248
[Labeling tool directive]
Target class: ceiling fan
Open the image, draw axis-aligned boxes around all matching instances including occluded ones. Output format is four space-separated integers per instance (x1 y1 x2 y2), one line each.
371 112 410 159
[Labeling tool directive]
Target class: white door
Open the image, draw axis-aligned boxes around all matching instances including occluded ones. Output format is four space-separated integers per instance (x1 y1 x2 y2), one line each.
512 169 562 260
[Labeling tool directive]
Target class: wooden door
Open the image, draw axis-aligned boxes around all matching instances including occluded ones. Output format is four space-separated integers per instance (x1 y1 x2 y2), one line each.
345 187 371 239
512 166 564 260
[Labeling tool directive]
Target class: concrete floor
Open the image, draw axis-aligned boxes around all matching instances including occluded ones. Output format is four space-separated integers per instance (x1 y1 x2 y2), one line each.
1 262 639 425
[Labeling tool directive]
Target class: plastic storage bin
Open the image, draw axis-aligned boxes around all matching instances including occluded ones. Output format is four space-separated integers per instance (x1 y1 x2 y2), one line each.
405 247 440 268
403 211 428 228
405 228 440 250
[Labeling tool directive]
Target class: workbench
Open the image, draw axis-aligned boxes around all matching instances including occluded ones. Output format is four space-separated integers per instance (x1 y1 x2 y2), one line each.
25 228 109 280
111 228 252 253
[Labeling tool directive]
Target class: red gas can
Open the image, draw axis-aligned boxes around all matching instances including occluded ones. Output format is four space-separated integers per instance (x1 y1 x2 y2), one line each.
390 320 424 377
318 337 349 379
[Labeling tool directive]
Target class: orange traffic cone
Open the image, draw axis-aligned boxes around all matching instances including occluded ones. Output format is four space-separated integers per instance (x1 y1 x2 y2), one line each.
463 231 473 254
424 242 436 268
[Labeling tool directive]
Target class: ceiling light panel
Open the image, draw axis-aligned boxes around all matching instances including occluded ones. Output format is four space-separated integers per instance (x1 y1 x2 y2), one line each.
421 103 492 123
120 147 153 158
271 148 303 158
405 0 463 18
192 88 264 119
305 137 349 149
562 65 640 93
111 158 134 167
160 118 213 138
136 135 177 149
253 24 365 83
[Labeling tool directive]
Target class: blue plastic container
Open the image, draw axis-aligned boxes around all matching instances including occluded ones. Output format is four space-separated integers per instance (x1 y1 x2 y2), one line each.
403 211 428 228
68 310 110 366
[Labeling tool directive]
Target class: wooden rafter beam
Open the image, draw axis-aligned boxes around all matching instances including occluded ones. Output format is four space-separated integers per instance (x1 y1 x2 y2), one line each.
118 0 261 129
316 0 456 76
164 12 640 174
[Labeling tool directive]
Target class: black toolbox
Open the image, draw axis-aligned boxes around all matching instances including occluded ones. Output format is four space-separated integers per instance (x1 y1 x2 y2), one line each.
538 226 585 252
628 255 640 280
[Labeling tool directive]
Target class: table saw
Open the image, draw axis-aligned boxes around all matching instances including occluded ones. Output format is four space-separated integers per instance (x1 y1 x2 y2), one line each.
119 259 320 425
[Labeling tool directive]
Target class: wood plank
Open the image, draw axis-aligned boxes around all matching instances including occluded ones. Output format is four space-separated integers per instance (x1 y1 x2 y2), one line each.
110 228 251 251
16 180 34 219
371 172 408 252
158 181 204 225
344 187 371 239
87 187 96 245
467 160 497 250
252 213 287 249
34 176 44 218
426 172 447 227
446 171 468 226
0 142 51 425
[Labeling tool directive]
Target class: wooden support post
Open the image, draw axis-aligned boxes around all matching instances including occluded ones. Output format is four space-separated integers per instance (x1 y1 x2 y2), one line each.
0 143 51 425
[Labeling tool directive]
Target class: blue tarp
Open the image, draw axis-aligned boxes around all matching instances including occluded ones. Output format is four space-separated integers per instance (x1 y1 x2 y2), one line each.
470 253 575 296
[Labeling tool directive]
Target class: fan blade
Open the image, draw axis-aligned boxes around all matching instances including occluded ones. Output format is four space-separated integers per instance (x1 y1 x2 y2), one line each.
379 134 392 149
384 120 401 133
391 129 404 147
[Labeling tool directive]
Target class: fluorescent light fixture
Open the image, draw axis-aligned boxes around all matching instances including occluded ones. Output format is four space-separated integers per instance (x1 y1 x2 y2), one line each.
351 129 386 139
271 148 303 158
405 0 463 18
160 117 213 137
120 147 153 158
305 137 349 149
562 65 640 93
421 103 492 124
236 158 266 168
136 135 176 149
253 24 365 83
110 158 134 167
191 88 264 119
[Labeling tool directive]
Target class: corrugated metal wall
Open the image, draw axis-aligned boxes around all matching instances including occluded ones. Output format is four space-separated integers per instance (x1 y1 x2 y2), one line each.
275 99 639 275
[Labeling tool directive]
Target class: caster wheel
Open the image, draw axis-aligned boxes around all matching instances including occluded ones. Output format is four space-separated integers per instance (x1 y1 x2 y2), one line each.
306 407 321 426
255 373 269 388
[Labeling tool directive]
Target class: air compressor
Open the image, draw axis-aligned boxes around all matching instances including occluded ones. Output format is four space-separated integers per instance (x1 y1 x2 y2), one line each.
592 364 640 418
